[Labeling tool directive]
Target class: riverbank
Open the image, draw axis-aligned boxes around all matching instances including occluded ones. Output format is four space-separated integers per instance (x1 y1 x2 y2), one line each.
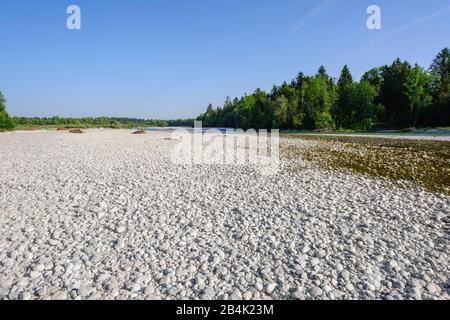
0 129 448 300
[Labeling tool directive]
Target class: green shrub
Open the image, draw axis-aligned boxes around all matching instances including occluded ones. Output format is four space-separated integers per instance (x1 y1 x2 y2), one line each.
0 111 15 130
0 91 15 130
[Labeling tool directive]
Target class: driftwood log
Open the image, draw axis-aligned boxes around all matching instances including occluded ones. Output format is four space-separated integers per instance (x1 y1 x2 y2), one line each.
132 129 146 135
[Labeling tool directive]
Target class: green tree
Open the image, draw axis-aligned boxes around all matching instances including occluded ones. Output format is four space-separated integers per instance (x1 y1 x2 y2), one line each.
195 48 449 131
350 81 380 130
291 72 305 90
316 65 335 91
302 75 334 129
236 95 255 129
429 48 450 126
404 65 433 128
271 81 301 129
0 91 15 130
335 65 354 128
0 91 6 114
317 65 328 78
361 68 382 98
379 59 412 128
273 95 289 129
250 88 272 129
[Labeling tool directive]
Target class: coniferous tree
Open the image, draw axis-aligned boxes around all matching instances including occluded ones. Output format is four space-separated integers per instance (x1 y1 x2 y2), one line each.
196 49 449 131
430 48 450 126
335 65 354 128
317 65 328 78
379 59 412 128
317 65 334 90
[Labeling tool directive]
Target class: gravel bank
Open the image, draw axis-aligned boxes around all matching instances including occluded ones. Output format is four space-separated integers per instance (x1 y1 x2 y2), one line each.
0 129 449 300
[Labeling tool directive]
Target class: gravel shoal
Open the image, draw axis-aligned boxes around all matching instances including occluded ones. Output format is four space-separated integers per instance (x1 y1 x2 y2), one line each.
0 129 449 300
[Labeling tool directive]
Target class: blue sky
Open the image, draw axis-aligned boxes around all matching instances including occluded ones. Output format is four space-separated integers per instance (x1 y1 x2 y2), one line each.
0 0 449 119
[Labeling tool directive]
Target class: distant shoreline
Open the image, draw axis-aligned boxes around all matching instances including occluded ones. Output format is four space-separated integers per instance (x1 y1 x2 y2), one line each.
4 126 450 142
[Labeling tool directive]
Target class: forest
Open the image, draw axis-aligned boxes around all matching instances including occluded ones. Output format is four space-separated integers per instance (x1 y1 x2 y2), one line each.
8 116 194 129
1 89 194 130
0 109 194 130
1 48 449 132
197 48 450 131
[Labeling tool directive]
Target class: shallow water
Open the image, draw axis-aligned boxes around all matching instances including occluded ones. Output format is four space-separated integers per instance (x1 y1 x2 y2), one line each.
146 127 233 133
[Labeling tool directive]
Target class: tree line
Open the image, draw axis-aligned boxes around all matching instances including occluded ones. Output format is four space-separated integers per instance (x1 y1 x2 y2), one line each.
1 48 449 132
197 48 450 131
0 109 196 130
11 116 169 129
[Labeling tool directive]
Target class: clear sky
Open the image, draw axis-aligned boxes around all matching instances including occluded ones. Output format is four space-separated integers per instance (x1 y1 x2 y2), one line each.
1 0 449 119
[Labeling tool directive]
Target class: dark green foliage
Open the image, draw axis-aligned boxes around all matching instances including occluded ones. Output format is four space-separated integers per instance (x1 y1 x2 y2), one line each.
361 68 382 94
301 73 335 130
379 59 412 128
404 65 433 128
0 92 15 130
3 49 449 132
2 88 195 129
198 48 450 131
429 48 450 126
11 116 169 128
335 65 354 128
167 119 196 127
11 116 195 129
350 81 380 130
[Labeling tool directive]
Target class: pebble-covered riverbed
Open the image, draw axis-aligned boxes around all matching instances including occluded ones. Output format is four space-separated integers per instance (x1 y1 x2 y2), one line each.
0 130 448 300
